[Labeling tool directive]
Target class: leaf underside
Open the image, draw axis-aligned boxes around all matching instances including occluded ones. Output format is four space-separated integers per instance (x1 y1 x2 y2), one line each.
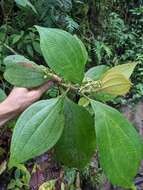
9 97 64 167
104 62 137 79
100 73 131 96
4 63 47 88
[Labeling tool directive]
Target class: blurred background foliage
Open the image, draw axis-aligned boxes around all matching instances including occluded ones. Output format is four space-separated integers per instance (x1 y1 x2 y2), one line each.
0 1 143 189
0 0 143 102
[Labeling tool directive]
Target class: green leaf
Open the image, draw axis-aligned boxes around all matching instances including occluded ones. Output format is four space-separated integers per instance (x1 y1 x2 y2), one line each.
55 98 96 168
36 26 88 84
4 55 35 68
0 88 7 102
91 100 142 188
100 73 132 96
84 65 109 81
93 92 115 102
0 161 7 175
16 164 31 184
32 41 42 55
104 62 137 79
4 62 48 88
15 0 27 6
9 97 64 167
15 0 37 14
39 180 56 190
26 1 37 13
78 97 90 107
26 45 34 57
4 63 47 88
12 34 22 45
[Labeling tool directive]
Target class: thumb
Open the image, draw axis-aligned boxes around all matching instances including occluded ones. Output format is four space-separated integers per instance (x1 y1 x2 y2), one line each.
36 81 54 95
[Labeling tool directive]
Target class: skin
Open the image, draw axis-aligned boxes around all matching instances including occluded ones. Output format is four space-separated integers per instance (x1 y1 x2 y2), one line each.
0 81 53 127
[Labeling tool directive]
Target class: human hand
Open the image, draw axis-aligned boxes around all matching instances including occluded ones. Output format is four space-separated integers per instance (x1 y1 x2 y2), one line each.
0 81 53 127
2 81 53 114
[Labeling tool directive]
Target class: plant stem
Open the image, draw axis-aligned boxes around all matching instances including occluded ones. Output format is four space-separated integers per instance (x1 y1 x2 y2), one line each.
60 83 79 92
43 69 80 92
3 43 18 54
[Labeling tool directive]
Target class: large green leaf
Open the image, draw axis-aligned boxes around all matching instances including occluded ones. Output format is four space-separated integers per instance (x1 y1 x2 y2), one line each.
4 62 48 88
4 55 35 68
36 26 88 84
84 65 109 81
91 100 142 188
9 97 64 167
55 98 96 168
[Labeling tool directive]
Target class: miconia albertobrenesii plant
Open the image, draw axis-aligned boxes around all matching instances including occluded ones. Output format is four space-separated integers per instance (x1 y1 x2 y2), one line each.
4 26 142 190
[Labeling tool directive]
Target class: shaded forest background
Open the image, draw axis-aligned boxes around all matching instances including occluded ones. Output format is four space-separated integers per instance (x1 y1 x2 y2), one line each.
0 0 143 190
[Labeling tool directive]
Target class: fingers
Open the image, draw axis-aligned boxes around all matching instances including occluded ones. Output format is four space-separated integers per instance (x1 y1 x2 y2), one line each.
35 81 54 95
8 87 29 98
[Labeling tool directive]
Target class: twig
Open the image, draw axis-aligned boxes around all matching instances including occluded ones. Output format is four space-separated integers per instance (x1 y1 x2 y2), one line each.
43 68 80 92
60 83 79 92
0 0 5 20
3 43 18 54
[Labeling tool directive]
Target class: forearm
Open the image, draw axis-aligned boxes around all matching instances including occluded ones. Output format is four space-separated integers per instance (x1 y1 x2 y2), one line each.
0 100 20 127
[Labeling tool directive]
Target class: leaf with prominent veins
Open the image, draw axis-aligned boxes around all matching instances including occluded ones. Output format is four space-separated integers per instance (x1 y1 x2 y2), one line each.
36 26 88 84
100 73 132 95
103 62 137 79
9 97 65 167
4 55 49 88
91 100 142 188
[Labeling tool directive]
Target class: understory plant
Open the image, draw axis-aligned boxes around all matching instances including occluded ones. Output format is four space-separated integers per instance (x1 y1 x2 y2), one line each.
3 26 143 190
